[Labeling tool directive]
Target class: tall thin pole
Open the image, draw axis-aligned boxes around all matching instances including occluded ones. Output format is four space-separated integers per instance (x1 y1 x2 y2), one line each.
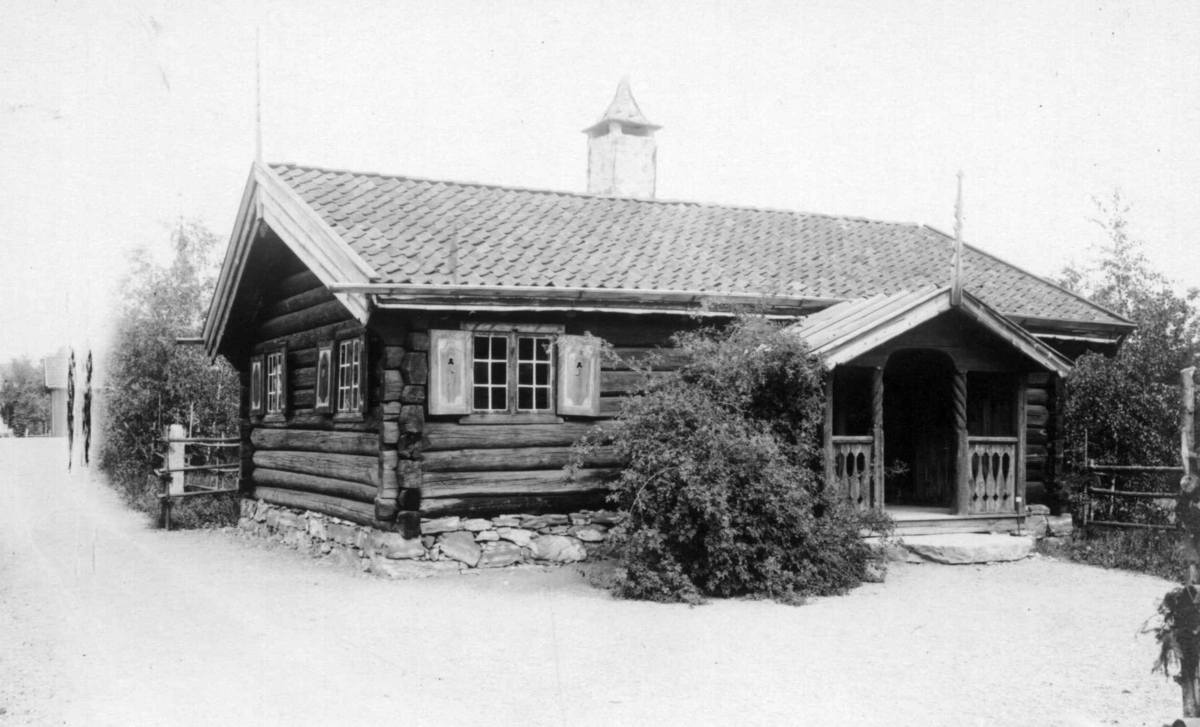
951 170 964 307
255 27 263 163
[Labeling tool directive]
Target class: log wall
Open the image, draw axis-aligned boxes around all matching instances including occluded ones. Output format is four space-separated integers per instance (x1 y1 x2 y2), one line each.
239 241 403 531
1024 372 1058 504
376 310 697 518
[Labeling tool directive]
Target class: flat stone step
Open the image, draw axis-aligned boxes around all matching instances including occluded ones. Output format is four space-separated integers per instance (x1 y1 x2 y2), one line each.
867 533 1035 565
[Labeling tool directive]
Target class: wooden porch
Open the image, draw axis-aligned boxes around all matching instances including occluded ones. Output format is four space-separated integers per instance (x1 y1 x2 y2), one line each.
794 288 1075 536
886 505 1022 536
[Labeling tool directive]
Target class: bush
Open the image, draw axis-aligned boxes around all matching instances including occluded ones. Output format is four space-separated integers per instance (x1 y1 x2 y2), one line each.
1038 528 1187 583
100 220 239 525
577 317 890 604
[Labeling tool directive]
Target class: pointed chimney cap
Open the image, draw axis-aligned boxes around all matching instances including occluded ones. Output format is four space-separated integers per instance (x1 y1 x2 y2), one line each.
583 76 661 134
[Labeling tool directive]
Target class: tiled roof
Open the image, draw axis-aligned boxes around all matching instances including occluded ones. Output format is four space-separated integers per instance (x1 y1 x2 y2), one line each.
271 163 1128 326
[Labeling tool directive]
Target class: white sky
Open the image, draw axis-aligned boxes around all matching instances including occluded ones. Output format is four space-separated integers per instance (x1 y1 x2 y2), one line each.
2 0 1198 363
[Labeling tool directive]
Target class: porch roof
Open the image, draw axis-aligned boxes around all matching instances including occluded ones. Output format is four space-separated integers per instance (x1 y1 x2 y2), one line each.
790 286 1074 376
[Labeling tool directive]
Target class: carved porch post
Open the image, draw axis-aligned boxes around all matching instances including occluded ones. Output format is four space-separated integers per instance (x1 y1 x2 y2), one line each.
872 367 884 510
824 372 835 491
1016 373 1028 515
953 368 970 515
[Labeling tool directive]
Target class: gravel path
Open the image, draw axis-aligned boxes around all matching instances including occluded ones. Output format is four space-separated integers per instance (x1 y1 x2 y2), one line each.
0 438 1183 726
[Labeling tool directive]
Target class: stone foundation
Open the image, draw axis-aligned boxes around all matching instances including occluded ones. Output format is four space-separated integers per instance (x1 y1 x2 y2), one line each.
237 499 624 578
1022 504 1075 538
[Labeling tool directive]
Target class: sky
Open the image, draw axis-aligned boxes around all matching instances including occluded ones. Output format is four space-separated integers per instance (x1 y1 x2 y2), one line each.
1 0 1198 364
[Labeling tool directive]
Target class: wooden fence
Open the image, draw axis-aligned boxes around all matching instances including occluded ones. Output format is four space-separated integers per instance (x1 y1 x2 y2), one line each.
153 423 240 530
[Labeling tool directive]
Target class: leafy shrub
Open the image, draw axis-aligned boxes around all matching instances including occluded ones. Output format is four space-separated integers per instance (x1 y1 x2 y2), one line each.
1038 528 1187 583
1057 193 1199 513
100 220 239 525
577 317 890 604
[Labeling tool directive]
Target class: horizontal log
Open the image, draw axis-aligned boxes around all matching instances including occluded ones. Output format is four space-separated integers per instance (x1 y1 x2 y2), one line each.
601 370 667 395
254 320 362 355
420 468 618 499
294 367 316 389
422 446 621 473
254 413 376 432
419 492 610 518
1028 372 1053 386
291 389 315 409
572 320 689 347
1027 405 1049 428
259 300 354 341
599 397 625 418
290 347 318 368
253 467 377 503
253 450 379 486
254 485 397 530
1025 388 1048 406
268 270 322 303
263 285 338 320
608 347 687 371
424 422 604 451
251 428 378 456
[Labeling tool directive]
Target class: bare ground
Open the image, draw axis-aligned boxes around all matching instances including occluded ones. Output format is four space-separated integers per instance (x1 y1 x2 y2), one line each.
0 438 1183 726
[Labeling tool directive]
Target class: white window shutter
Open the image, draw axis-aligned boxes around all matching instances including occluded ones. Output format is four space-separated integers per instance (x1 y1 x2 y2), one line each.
557 335 601 417
428 329 472 415
249 355 265 416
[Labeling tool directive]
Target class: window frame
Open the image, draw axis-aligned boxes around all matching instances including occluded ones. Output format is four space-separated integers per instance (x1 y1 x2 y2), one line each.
258 345 288 421
333 331 367 421
460 323 564 423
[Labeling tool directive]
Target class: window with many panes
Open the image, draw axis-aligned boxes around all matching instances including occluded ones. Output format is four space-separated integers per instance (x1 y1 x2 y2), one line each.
265 351 284 414
337 337 363 413
472 332 555 414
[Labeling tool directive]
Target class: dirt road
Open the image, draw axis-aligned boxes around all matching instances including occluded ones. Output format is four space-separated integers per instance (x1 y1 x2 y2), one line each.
0 438 1183 726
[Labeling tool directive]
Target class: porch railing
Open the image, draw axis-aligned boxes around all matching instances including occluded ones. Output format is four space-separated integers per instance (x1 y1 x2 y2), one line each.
967 436 1017 513
832 435 875 510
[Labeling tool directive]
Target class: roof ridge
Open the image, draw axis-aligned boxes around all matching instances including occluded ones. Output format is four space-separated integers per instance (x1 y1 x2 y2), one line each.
921 224 1134 327
269 161 927 228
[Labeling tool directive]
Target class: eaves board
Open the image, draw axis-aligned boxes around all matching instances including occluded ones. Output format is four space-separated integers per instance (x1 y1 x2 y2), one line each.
203 162 380 359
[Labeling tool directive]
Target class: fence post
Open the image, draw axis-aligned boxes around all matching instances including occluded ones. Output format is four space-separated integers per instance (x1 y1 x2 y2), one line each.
1184 367 1196 478
166 423 186 496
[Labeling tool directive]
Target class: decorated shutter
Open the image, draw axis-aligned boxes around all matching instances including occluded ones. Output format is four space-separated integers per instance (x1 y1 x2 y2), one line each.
428 329 471 415
314 342 334 414
249 355 265 416
354 335 368 415
556 335 601 417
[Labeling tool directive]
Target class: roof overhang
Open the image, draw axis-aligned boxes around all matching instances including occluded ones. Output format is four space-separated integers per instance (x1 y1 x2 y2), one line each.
790 286 1075 377
330 282 845 318
202 162 380 359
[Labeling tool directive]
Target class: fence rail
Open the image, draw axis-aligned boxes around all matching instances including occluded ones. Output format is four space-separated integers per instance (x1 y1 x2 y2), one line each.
157 424 240 531
1082 461 1181 532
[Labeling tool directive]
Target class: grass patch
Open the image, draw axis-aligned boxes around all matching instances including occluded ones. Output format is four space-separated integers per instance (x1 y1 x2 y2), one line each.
112 470 240 530
1037 527 1188 582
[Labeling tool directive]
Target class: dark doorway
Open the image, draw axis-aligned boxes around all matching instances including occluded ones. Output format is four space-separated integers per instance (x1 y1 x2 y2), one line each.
883 349 956 507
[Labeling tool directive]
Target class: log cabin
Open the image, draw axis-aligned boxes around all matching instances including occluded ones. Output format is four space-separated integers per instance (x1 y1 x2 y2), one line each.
201 79 1133 538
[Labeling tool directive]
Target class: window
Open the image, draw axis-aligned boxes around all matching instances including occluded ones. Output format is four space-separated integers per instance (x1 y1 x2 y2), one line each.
336 337 363 413
471 332 554 414
428 327 600 418
265 351 285 414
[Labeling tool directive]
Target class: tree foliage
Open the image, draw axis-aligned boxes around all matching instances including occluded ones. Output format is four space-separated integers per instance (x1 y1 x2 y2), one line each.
0 356 51 436
100 220 239 514
1058 191 1200 469
577 318 890 604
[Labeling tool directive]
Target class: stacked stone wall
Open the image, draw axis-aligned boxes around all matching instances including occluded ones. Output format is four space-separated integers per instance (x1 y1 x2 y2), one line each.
237 499 624 577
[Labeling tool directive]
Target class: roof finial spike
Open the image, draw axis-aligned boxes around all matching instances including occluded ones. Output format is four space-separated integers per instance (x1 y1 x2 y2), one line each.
255 27 263 163
951 169 964 307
